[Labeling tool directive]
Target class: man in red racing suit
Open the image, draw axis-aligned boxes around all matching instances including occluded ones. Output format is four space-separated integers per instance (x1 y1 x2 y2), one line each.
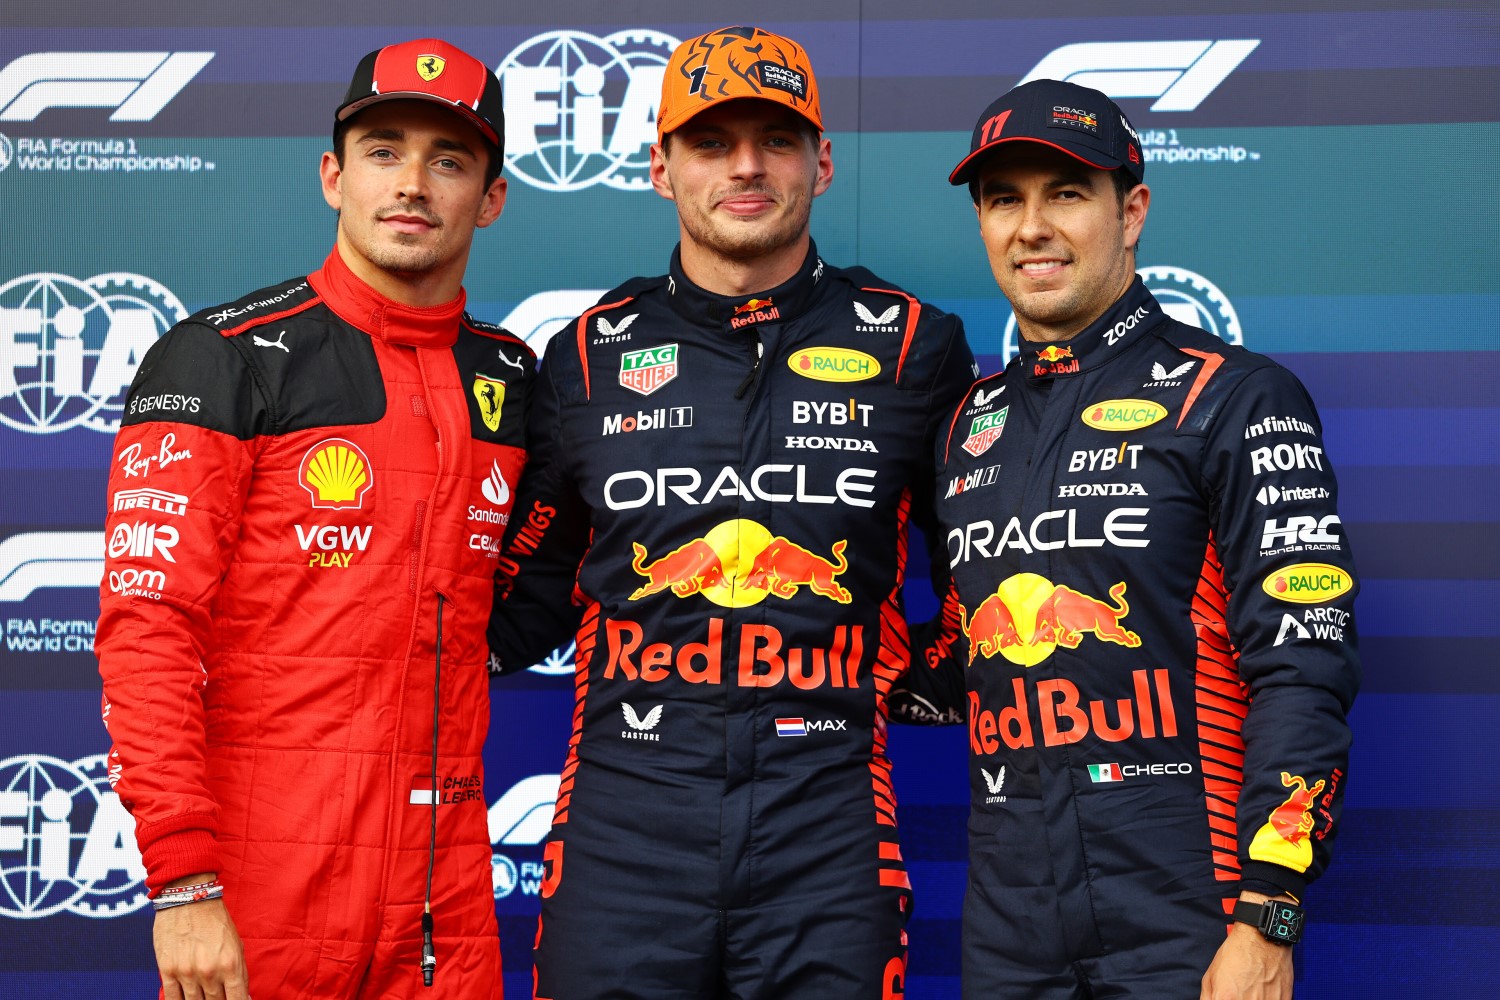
487 26 976 1000
95 39 529 999
892 80 1359 999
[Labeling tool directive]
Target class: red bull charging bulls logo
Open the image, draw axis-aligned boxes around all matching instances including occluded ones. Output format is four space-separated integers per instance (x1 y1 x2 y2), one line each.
628 520 851 607
962 573 1140 667
1249 771 1326 872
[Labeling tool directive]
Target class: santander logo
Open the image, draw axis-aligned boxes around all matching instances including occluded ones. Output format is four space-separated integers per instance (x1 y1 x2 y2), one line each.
482 460 510 506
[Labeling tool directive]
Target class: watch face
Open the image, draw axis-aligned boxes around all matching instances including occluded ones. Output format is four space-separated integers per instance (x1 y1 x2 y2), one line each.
1266 902 1305 943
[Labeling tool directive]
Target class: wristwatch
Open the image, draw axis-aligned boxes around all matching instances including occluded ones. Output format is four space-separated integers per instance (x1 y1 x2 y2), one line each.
1232 899 1305 945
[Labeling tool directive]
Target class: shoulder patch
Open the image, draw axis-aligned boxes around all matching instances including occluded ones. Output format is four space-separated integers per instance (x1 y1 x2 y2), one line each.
191 276 319 338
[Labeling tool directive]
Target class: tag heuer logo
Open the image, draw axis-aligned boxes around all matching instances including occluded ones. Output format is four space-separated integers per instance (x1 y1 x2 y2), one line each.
962 405 1008 457
619 344 679 396
417 55 446 81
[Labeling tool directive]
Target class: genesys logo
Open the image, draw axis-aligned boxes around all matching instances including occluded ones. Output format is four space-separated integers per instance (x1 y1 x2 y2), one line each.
0 271 186 434
1019 40 1259 113
0 531 104 602
0 51 214 123
1000 267 1241 364
498 30 678 192
0 753 148 919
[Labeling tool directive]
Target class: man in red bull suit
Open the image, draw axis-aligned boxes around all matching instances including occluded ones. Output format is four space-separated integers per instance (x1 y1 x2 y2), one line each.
487 26 975 999
892 79 1359 999
95 39 531 999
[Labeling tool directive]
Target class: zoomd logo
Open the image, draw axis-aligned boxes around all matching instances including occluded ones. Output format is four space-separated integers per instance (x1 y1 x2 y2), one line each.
0 271 185 434
0 753 148 919
498 29 679 192
1000 266 1241 364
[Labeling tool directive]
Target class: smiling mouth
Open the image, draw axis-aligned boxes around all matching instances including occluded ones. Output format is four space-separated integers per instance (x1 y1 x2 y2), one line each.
1018 260 1067 272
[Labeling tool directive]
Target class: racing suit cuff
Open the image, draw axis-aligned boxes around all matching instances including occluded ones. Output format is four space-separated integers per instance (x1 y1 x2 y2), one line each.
135 814 220 897
1238 861 1308 903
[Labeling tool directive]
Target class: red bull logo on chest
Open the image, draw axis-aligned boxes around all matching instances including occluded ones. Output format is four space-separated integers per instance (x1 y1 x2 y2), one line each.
627 520 851 608
961 573 1140 667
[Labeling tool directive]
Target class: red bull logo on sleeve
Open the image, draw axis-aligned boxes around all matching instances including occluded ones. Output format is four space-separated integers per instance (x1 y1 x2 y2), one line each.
627 520 851 608
961 573 1141 667
1248 771 1327 872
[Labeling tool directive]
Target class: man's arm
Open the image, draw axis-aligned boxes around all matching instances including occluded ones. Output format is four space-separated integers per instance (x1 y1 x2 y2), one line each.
488 332 593 674
895 313 977 725
96 321 260 993
1198 360 1360 994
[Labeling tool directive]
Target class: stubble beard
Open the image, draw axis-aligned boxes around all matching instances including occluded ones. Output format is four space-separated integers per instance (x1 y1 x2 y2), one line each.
345 210 447 276
681 185 812 264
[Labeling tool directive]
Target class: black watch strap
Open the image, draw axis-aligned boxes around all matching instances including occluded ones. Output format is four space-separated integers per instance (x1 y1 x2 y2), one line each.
1232 899 1305 945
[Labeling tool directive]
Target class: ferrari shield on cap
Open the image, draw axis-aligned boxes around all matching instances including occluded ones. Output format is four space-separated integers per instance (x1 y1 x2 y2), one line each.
949 78 1143 187
657 26 823 139
337 38 504 149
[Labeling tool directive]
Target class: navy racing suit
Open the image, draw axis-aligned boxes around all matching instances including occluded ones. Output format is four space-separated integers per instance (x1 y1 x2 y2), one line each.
489 243 975 999
895 278 1359 998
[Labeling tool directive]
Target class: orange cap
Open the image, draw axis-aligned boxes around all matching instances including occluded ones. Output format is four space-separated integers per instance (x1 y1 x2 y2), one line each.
657 26 823 140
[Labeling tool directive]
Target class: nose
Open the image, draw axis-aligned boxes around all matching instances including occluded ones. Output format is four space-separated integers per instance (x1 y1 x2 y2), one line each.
726 139 767 182
1015 196 1054 244
394 158 430 202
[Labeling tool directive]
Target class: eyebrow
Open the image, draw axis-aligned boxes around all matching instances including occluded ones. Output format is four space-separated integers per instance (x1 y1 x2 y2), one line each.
354 127 477 159
980 169 1100 198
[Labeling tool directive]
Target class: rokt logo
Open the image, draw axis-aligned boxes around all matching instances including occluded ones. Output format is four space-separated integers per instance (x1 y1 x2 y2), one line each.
0 272 186 434
0 52 213 122
498 30 679 192
1018 40 1259 112
0 752 148 919
1001 266 1241 363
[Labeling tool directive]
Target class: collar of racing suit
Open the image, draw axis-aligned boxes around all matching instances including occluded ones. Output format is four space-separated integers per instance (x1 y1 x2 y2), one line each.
1016 276 1165 384
309 246 467 349
664 239 829 332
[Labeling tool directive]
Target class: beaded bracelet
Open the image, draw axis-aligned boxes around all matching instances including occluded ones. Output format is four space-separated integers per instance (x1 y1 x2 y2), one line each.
151 879 225 911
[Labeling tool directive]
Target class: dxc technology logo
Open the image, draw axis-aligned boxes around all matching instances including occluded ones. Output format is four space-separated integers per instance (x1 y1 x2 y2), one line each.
1019 40 1259 112
0 52 213 122
498 29 679 192
0 753 148 919
0 272 184 434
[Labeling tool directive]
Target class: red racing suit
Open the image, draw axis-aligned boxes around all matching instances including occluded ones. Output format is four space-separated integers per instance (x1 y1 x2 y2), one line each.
895 278 1359 997
96 247 533 998
488 244 975 999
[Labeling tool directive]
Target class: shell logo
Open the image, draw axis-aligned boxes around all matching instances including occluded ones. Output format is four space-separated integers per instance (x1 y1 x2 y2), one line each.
1262 563 1351 604
1081 399 1167 431
788 347 880 383
299 438 373 509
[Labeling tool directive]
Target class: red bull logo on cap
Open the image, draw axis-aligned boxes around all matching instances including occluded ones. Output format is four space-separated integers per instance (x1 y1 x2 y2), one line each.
961 573 1141 667
627 520 851 608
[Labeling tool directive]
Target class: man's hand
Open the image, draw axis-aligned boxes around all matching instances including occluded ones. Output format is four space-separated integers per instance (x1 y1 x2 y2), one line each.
153 874 249 1000
1200 892 1294 1000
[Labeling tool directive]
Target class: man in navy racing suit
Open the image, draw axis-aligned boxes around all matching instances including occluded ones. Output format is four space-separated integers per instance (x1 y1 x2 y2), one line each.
488 25 976 1000
893 79 1359 1000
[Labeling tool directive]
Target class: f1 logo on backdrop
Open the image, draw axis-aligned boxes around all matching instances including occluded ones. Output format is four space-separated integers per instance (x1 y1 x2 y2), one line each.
0 52 213 122
0 271 184 434
1019 40 1259 112
498 29 679 192
501 289 606 358
0 532 103 602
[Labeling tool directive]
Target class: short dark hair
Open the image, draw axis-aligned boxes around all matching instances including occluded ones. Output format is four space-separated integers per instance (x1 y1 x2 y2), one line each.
333 114 503 189
968 161 1136 215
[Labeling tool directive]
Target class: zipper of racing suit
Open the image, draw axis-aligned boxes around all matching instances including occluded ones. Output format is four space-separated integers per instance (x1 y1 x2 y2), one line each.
421 591 445 986
734 338 764 398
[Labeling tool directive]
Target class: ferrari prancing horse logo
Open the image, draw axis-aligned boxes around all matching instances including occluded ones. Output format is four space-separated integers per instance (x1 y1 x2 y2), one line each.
473 375 506 432
417 55 446 81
